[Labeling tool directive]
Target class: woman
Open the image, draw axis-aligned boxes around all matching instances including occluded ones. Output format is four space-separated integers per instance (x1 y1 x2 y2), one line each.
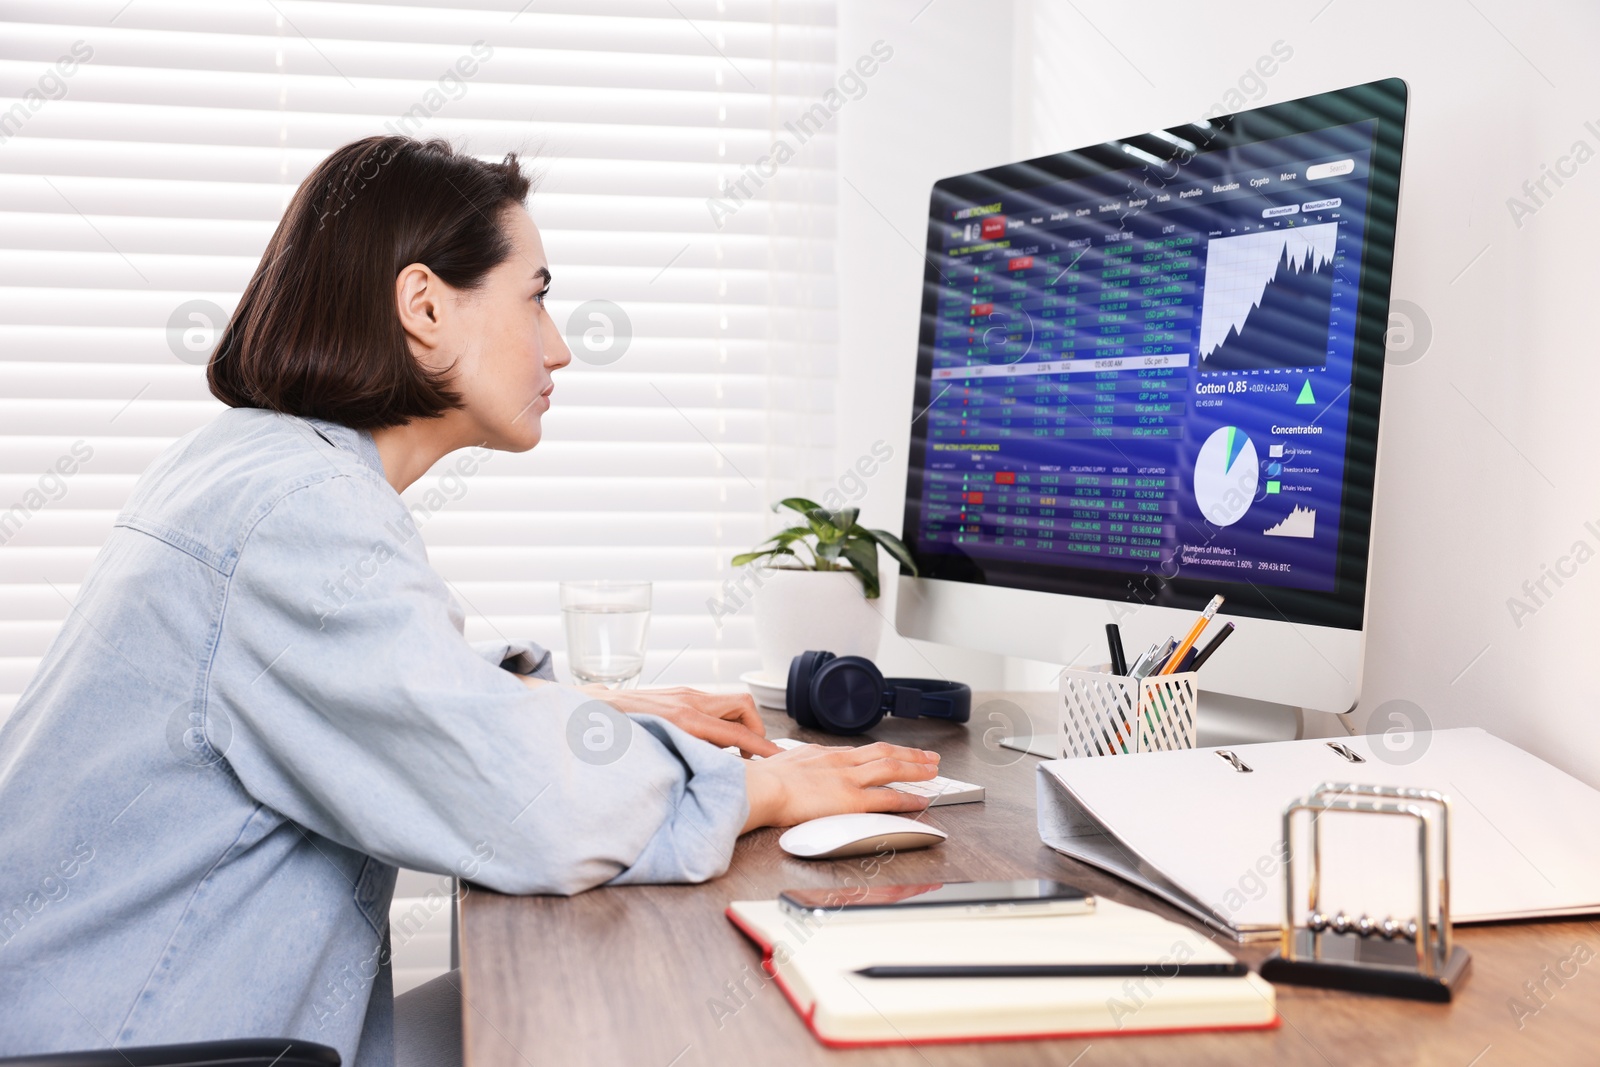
0 137 939 1066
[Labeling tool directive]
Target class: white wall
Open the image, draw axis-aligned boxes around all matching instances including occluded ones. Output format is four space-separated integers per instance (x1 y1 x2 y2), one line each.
834 1 1018 688
839 0 1600 786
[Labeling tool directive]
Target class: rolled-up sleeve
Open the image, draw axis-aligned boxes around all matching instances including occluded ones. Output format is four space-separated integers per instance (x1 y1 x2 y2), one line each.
469 637 556 679
208 471 748 895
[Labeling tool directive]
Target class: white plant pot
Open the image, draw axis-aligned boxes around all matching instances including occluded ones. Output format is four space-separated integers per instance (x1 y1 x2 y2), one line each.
752 568 884 680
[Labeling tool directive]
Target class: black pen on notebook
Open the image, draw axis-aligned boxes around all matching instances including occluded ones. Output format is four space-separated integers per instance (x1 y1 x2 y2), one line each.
1105 623 1128 676
853 962 1249 980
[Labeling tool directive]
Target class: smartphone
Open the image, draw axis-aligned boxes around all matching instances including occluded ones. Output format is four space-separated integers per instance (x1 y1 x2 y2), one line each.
777 879 1094 924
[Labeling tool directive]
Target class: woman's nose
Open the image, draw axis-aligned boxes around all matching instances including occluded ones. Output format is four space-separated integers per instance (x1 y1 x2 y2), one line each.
544 315 574 370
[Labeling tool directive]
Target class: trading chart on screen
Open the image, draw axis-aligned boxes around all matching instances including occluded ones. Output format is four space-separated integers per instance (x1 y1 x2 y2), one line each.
914 121 1377 594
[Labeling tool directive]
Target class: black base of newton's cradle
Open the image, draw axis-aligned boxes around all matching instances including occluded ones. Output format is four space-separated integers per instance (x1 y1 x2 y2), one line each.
1260 931 1472 1002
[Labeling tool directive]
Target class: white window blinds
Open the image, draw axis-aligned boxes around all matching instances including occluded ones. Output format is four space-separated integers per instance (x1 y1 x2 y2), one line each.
0 0 839 718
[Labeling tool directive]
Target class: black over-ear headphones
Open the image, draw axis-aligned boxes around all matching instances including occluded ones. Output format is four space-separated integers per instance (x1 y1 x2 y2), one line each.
785 650 971 736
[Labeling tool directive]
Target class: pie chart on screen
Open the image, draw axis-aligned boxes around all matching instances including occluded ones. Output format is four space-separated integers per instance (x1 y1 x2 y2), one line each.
1193 426 1258 527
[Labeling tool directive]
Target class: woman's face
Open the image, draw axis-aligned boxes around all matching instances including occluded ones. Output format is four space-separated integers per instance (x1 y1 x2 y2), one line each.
405 205 572 453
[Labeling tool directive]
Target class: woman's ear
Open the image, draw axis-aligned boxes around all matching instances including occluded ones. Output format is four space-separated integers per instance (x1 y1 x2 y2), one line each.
396 262 446 356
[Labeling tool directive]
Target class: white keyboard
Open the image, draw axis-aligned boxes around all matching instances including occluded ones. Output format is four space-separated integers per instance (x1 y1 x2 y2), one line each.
769 737 985 806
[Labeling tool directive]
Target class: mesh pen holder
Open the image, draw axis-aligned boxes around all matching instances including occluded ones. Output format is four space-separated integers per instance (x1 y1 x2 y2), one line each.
1057 667 1199 758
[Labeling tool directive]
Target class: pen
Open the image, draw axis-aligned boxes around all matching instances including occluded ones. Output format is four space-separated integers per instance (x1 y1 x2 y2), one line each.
854 962 1249 980
1189 621 1236 671
1159 595 1225 675
1130 639 1175 681
1124 640 1160 679
1106 624 1128 676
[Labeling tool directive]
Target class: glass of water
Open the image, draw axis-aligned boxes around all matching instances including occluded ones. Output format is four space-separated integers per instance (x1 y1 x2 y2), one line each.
560 580 651 689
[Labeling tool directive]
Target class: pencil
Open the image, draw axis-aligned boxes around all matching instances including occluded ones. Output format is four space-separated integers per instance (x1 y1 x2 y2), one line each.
1159 595 1224 675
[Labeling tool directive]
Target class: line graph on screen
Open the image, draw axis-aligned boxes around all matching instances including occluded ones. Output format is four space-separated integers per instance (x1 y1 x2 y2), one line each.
1198 222 1337 372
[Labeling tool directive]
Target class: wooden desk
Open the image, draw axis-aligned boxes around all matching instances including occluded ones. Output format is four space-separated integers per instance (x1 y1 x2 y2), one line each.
459 695 1596 1066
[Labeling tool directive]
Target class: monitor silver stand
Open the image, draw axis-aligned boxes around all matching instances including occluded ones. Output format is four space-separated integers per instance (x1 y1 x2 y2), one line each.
998 732 1062 758
1194 691 1342 746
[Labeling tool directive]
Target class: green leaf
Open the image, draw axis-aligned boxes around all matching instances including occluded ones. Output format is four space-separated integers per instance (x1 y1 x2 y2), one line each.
743 499 903 581
839 538 881 598
756 527 812 550
803 508 846 543
861 527 919 576
730 546 797 567
806 508 844 534
773 497 823 518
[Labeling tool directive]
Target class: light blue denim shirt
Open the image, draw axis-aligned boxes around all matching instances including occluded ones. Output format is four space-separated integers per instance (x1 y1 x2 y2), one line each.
0 409 748 1065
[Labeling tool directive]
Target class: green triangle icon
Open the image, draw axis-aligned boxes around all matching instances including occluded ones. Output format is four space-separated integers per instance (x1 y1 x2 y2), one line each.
1296 380 1316 405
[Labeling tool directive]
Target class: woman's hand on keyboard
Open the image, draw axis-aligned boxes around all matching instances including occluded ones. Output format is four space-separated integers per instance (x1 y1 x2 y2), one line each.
741 742 941 833
578 684 782 757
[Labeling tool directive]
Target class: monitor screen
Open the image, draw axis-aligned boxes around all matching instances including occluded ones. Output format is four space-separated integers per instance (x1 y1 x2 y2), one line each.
901 79 1406 631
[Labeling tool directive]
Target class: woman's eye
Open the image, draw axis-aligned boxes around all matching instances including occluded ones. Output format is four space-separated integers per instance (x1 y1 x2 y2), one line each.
534 289 549 309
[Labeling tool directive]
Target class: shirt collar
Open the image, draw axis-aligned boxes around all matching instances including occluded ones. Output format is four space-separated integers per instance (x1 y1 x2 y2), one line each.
299 416 386 480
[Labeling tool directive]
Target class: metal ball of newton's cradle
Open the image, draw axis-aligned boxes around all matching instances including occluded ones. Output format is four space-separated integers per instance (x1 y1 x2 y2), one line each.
1374 916 1420 941
1308 912 1422 940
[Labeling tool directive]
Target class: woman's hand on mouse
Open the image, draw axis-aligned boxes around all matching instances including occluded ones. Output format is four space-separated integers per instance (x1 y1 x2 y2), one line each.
741 741 941 833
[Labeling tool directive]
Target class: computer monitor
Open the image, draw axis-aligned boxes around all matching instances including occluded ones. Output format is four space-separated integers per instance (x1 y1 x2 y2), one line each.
895 78 1407 719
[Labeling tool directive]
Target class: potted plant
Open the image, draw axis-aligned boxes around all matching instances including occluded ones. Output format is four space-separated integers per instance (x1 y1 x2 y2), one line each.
732 498 919 681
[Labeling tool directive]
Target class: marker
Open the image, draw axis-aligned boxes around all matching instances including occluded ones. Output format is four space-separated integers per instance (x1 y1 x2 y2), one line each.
1189 621 1236 671
1106 624 1128 676
1159 595 1225 675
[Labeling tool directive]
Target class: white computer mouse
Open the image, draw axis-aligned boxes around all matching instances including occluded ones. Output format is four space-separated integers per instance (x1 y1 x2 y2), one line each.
778 813 948 860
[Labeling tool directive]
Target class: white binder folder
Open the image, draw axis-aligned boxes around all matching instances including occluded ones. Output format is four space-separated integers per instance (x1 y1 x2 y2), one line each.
1037 727 1600 942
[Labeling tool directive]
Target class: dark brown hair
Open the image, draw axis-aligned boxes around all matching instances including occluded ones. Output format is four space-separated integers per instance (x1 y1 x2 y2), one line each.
209 136 533 429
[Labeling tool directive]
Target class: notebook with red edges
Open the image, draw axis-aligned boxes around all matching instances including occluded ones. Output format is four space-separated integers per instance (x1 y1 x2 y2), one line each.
725 897 1278 1047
